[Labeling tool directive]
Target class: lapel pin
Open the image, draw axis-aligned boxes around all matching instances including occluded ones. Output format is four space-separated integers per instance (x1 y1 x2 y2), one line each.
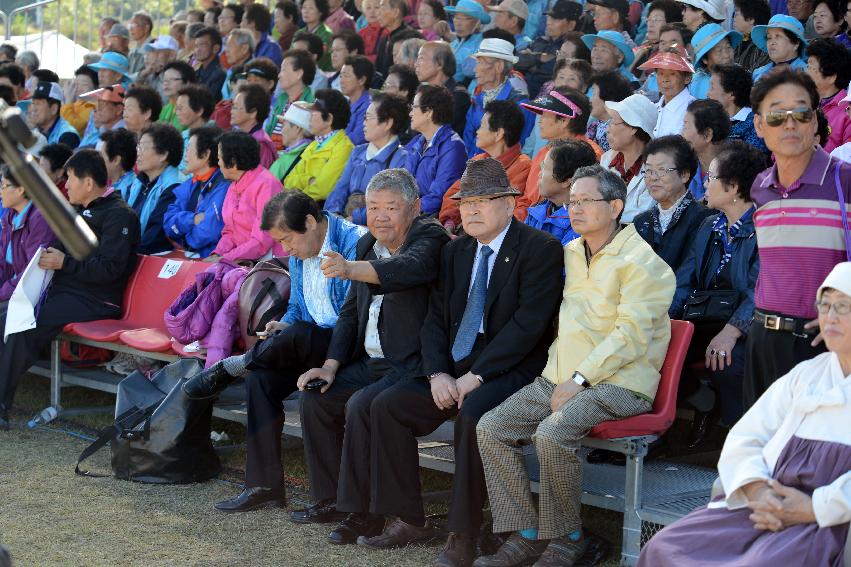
504 257 509 262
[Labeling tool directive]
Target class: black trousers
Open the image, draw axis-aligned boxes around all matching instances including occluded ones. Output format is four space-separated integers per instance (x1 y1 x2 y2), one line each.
0 289 120 409
369 341 535 533
243 321 333 488
299 357 405 507
743 321 826 411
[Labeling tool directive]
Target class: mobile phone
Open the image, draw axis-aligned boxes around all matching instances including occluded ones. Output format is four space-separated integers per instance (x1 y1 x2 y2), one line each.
256 330 269 339
304 378 328 391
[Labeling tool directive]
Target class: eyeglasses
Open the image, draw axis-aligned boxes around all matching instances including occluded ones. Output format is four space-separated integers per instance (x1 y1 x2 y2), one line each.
642 166 679 179
705 172 722 183
815 300 851 315
567 197 609 209
761 108 815 127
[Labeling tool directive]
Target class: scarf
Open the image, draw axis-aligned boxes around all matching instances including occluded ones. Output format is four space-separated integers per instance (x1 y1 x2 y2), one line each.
651 190 693 237
710 206 755 276
482 81 507 107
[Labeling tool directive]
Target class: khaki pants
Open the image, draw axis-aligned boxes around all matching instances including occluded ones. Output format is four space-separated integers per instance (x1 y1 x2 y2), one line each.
477 376 652 539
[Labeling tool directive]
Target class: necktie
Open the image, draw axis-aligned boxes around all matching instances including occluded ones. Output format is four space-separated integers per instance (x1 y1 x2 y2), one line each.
452 246 493 362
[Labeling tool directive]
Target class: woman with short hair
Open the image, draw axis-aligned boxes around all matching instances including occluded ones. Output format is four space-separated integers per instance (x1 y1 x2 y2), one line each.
751 14 809 81
681 98 730 197
707 63 768 153
231 83 277 169
806 37 851 152
123 85 162 136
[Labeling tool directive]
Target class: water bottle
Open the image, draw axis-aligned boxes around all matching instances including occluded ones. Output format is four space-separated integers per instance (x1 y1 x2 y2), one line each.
27 406 58 428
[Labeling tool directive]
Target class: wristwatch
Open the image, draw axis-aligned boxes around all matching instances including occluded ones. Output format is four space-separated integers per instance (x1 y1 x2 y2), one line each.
427 372 444 381
572 371 590 388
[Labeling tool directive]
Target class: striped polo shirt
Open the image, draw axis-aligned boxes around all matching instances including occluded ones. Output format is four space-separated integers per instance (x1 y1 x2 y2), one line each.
751 147 851 320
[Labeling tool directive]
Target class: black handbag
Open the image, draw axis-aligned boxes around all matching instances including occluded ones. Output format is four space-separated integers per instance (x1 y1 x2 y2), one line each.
75 358 221 484
682 233 741 325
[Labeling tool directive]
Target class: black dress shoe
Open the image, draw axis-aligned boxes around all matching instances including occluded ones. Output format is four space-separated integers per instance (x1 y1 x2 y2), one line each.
290 499 347 524
436 532 476 567
214 487 286 513
687 411 713 450
328 513 385 545
183 362 237 399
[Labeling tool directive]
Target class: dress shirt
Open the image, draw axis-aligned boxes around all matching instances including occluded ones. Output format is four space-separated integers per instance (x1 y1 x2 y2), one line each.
468 220 511 332
302 227 339 326
363 241 392 357
653 88 694 138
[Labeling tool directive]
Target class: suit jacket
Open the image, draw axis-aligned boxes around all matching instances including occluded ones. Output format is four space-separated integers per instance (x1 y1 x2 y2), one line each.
422 218 564 381
326 215 450 373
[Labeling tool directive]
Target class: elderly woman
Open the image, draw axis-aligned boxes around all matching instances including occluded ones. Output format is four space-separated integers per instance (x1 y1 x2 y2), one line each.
209 131 283 262
634 134 713 274
751 15 809 81
813 0 844 38
158 61 196 131
231 84 277 169
407 84 468 215
689 23 741 100
677 0 725 31
269 104 314 180
175 84 215 171
417 0 449 41
640 260 851 566
639 47 696 137
672 141 766 447
681 98 730 198
383 64 419 103
294 0 334 71
600 93 658 222
163 125 230 258
123 85 162 137
128 123 184 254
581 30 639 85
0 165 55 302
324 92 409 225
807 38 851 152
632 0 684 72
339 55 374 146
98 128 137 199
707 63 768 153
587 70 634 153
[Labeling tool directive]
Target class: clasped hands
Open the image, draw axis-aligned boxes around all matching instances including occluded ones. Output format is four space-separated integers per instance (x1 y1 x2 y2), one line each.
746 479 817 532
429 372 481 410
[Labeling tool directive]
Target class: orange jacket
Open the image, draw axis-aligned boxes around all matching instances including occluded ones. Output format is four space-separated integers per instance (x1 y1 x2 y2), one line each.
439 144 532 228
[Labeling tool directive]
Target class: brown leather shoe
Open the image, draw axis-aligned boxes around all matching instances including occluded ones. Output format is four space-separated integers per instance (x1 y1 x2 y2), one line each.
532 535 588 567
435 532 476 567
356 517 435 549
472 533 549 567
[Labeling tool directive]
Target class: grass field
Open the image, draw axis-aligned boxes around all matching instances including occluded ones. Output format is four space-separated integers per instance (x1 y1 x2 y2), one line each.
0 372 714 567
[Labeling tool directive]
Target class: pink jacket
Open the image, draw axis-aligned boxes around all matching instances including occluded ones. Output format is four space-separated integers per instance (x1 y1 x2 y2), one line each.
202 267 247 366
213 166 282 261
822 90 851 153
252 128 278 170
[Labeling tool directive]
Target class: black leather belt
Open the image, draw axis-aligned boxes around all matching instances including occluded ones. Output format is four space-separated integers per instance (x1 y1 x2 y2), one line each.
754 310 813 336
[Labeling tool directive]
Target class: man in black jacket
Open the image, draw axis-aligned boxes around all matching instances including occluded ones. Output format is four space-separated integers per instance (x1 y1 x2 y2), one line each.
356 158 564 567
0 149 140 429
290 168 450 541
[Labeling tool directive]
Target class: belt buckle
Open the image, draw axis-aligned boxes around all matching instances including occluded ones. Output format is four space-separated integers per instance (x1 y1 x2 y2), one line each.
764 314 781 331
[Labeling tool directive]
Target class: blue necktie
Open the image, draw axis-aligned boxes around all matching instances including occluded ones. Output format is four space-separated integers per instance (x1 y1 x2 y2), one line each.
452 246 493 362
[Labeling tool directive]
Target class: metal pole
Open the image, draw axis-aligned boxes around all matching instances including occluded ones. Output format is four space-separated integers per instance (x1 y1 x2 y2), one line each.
88 0 93 52
55 0 59 68
72 0 78 59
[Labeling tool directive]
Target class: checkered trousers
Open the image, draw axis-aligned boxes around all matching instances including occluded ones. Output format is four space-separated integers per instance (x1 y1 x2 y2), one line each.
476 376 652 540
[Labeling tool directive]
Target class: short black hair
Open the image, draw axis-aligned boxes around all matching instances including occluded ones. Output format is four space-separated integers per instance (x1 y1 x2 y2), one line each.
65 149 109 188
74 64 99 87
237 83 272 125
331 29 365 54
343 54 375 84
371 91 410 135
815 0 844 21
386 64 419 102
714 139 769 201
261 190 323 232
687 99 730 142
0 84 15 105
711 63 752 108
816 105 830 144
314 88 351 130
0 43 18 61
643 134 698 184
648 0 684 22
222 4 244 23
751 68 819 113
205 6 222 23
556 58 593 90
194 26 223 48
177 84 215 120
421 0 447 21
0 63 25 87
482 28 516 46
32 69 59 84
282 49 316 87
163 60 197 84
555 86 592 133
125 85 163 124
189 125 224 168
807 37 851 90
219 130 261 170
483 100 525 147
660 21 694 47
140 123 184 167
561 32 591 62
415 84 454 125
305 0 331 20
38 143 73 174
275 0 299 21
292 31 325 60
549 139 599 182
100 128 137 172
245 56 280 90
244 3 273 32
591 70 633 103
0 164 20 187
734 0 771 24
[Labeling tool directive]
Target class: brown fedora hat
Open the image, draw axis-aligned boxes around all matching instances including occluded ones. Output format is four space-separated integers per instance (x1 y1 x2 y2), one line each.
450 158 521 200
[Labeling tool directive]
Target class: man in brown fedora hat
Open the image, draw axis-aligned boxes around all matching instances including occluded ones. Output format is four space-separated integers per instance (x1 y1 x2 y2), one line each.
355 157 564 567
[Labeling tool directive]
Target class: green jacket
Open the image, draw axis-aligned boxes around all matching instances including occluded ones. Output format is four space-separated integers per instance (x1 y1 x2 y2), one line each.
269 140 311 181
158 102 186 131
293 25 333 71
265 87 315 137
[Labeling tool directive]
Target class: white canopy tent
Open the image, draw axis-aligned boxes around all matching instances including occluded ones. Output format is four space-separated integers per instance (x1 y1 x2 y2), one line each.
6 31 92 79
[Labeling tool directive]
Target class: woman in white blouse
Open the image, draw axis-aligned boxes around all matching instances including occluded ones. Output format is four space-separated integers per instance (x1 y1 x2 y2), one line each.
639 262 851 566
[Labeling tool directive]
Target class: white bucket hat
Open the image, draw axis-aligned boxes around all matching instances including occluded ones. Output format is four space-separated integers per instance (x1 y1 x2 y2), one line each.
818 262 851 301
283 104 311 131
472 38 519 65
605 93 658 137
676 0 725 22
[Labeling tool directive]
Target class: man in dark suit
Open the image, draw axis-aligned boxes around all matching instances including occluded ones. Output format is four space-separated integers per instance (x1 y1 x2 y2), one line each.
356 158 565 567
290 168 450 540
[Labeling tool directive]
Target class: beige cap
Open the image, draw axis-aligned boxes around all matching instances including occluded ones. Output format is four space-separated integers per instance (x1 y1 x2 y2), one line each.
488 0 529 21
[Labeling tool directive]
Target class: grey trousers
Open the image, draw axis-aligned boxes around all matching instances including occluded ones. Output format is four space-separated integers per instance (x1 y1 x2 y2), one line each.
476 377 652 539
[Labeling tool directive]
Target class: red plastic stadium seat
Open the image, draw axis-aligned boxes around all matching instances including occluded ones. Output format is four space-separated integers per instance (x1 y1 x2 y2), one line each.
119 328 173 352
589 320 694 439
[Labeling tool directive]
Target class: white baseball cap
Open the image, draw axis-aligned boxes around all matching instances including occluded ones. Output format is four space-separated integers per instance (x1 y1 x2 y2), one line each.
676 0 726 22
143 35 180 52
605 93 658 138
283 104 311 131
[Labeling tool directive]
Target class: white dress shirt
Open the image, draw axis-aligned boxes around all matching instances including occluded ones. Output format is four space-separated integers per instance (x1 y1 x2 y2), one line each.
302 228 338 327
364 242 391 358
653 88 695 138
468 221 511 333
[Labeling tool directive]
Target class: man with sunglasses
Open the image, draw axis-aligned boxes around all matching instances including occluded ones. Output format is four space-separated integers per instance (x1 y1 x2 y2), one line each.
744 68 851 409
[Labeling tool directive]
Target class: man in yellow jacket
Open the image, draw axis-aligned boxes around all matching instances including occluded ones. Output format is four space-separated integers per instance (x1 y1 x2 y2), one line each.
284 90 354 201
474 164 676 567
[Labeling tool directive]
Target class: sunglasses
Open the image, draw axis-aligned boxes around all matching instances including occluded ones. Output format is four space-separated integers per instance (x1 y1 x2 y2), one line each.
761 108 814 127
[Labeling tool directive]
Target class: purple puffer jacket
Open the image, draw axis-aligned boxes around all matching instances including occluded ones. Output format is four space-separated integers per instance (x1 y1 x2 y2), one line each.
200 267 247 367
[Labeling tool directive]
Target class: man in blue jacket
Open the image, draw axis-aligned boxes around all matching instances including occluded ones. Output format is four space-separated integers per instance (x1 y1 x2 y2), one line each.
184 191 366 512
